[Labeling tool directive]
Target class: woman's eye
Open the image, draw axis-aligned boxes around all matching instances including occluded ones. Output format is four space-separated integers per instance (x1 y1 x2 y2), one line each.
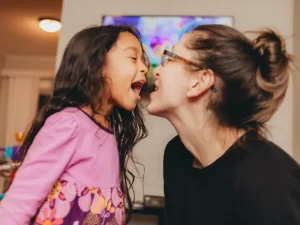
130 57 137 61
166 58 173 63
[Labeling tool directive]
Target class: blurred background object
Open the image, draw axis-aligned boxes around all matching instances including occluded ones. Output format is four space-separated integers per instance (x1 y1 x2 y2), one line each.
0 132 24 199
0 0 300 224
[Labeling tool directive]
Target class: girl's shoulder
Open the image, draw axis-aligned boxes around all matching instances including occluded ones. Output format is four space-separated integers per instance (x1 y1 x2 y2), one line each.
40 107 80 135
46 107 81 125
45 107 99 132
47 107 114 135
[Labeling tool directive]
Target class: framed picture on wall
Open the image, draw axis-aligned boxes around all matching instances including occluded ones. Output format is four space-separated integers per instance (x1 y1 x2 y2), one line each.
102 15 234 96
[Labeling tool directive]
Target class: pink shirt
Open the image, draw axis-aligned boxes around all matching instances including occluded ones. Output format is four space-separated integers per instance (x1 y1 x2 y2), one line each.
0 107 125 225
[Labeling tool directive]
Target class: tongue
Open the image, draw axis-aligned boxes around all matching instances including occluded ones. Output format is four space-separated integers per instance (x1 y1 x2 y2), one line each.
131 83 141 97
131 83 139 89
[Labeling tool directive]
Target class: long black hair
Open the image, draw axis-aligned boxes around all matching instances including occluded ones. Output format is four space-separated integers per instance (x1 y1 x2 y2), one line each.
19 25 148 223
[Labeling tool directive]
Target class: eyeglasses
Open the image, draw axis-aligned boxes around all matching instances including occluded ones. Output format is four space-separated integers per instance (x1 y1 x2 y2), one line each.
161 50 205 69
161 50 217 92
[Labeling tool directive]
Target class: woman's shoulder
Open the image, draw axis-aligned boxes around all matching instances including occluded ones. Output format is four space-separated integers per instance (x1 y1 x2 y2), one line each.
166 135 182 149
238 138 299 174
233 139 300 223
164 135 192 166
165 135 186 155
234 138 300 192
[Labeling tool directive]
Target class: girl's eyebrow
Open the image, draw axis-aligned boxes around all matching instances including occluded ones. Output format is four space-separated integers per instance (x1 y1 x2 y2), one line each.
123 46 138 53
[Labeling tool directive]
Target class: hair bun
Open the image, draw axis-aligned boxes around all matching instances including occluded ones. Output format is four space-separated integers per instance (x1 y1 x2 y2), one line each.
251 29 292 120
253 29 287 66
252 29 291 91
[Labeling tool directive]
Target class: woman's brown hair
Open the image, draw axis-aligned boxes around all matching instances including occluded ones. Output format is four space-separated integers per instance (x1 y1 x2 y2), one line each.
187 24 294 135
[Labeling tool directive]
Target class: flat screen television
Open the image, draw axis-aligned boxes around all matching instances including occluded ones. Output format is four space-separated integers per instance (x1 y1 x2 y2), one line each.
102 15 233 67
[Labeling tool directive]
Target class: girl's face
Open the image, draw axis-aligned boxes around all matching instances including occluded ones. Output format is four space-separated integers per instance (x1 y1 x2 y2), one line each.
103 32 148 111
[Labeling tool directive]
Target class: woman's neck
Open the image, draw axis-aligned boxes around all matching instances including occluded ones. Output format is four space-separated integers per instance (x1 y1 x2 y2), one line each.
167 109 245 168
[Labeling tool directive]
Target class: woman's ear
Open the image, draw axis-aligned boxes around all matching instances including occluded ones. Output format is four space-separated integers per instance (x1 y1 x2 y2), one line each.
187 69 215 98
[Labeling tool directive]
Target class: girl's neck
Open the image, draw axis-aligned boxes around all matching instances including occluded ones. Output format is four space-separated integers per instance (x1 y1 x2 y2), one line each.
80 105 111 128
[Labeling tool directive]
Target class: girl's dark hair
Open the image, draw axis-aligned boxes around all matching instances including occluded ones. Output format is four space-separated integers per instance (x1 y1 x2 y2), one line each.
187 24 294 135
19 25 148 223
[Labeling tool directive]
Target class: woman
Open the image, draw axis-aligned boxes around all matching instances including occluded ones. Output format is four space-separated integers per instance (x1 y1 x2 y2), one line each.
147 24 300 225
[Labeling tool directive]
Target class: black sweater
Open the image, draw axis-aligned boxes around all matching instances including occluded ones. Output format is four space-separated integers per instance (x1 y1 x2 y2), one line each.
163 132 300 225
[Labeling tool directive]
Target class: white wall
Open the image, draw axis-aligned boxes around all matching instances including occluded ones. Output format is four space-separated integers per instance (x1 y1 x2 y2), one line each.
0 77 8 146
57 0 295 217
0 56 55 146
294 0 300 162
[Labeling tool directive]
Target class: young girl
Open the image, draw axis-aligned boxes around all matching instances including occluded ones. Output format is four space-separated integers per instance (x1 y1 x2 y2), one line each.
0 25 149 225
147 25 300 225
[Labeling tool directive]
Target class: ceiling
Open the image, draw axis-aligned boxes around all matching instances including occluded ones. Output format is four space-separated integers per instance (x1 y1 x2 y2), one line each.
0 0 62 59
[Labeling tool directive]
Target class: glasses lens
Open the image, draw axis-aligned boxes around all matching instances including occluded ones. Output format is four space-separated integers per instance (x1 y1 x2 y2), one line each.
161 53 168 66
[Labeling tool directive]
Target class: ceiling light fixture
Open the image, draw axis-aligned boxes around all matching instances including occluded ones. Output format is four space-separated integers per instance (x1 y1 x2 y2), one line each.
39 18 61 33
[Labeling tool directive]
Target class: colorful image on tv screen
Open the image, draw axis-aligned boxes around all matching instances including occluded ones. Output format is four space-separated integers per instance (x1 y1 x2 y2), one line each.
102 16 233 67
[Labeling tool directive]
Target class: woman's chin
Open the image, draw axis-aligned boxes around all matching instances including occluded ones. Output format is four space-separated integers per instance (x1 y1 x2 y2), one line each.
147 101 163 116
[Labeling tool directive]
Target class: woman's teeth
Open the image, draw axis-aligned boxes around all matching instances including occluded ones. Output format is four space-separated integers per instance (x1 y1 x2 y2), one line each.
151 84 158 92
145 82 157 93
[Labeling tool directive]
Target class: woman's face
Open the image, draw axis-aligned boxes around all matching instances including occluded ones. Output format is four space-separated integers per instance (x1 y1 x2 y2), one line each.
147 33 205 117
147 32 215 118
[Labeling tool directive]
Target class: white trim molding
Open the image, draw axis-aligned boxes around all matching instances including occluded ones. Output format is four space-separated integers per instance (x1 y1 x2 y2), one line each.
1 69 54 79
0 55 55 146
